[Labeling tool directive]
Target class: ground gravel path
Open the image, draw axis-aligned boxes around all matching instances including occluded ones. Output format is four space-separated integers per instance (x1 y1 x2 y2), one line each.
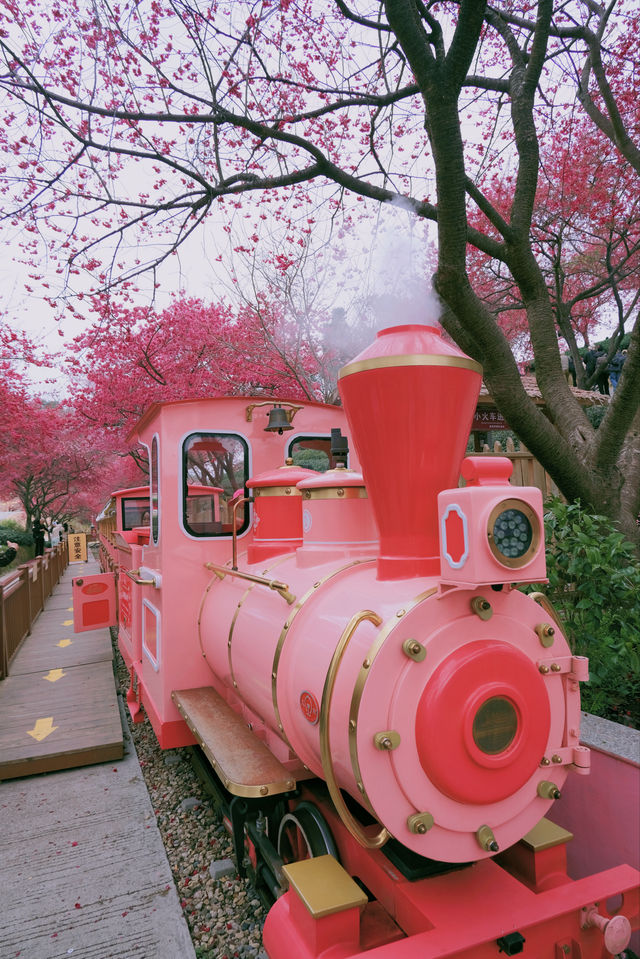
112 637 269 959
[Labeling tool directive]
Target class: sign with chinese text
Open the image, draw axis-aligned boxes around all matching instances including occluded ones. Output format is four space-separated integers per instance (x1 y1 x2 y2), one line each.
472 409 508 432
68 532 88 563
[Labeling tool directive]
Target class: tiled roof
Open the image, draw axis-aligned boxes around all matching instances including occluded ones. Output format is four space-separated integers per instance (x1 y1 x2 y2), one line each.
477 374 609 408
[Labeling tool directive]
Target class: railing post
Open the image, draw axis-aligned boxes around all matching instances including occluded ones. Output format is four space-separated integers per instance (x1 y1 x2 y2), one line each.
0 580 8 681
38 556 45 612
18 564 33 635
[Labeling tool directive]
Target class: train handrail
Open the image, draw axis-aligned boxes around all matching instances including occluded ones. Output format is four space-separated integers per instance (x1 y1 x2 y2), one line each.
125 568 156 586
319 609 390 850
231 495 253 571
529 591 563 628
204 562 296 605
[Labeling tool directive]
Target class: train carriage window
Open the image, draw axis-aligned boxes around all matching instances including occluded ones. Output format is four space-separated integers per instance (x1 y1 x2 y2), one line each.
151 435 159 544
121 498 151 531
288 436 335 472
183 433 249 537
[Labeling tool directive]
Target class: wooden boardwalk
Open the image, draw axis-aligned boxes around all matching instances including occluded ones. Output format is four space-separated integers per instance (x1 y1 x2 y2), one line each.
0 559 123 780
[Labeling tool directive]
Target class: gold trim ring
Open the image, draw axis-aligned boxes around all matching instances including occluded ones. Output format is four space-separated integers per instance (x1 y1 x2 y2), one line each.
486 498 541 569
339 353 483 379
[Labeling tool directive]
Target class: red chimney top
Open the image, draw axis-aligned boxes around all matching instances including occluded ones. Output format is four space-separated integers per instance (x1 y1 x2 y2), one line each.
338 325 482 579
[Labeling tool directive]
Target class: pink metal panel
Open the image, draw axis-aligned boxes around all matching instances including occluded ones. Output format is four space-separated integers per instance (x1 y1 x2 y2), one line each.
71 572 117 632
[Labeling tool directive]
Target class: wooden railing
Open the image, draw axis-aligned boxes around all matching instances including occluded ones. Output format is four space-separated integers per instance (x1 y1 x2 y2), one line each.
476 436 562 500
0 544 69 680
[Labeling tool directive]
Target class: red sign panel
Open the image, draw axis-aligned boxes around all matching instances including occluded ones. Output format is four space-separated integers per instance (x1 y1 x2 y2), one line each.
472 409 508 431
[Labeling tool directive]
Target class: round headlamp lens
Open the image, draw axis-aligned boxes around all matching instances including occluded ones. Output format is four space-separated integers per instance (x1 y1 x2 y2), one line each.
491 508 532 559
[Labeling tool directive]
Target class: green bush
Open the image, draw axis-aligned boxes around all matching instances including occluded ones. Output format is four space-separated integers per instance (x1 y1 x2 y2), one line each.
0 520 33 547
527 499 640 728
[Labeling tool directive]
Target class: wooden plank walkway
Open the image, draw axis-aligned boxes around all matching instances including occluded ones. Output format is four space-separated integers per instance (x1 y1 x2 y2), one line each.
0 559 123 780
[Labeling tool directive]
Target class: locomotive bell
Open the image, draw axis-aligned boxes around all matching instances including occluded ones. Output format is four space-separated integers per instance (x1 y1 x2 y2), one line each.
265 405 293 434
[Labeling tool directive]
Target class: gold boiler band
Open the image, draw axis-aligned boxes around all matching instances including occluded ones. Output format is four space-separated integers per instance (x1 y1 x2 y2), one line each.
270 560 375 745
226 555 291 694
319 609 390 850
348 588 438 817
301 488 368 500
338 353 483 380
253 487 303 497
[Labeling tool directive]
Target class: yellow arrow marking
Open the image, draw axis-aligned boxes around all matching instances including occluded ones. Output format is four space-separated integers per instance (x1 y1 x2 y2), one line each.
44 669 66 683
62 619 74 626
28 717 58 741
56 639 72 648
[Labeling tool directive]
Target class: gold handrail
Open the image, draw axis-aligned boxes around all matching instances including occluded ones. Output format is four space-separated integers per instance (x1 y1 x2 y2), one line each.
530 591 562 628
319 609 390 850
204 562 296 605
125 568 156 586
231 496 253 570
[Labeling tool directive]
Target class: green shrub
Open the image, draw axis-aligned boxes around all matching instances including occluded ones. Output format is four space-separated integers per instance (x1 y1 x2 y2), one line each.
0 520 33 547
527 499 640 728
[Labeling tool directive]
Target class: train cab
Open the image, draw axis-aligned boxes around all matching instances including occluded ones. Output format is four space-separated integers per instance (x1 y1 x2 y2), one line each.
94 395 357 747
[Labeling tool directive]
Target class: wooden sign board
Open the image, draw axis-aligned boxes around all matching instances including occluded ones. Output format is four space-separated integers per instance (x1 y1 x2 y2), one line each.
68 533 88 563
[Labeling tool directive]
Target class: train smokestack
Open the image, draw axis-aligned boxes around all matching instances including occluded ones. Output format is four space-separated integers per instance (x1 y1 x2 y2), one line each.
338 324 482 580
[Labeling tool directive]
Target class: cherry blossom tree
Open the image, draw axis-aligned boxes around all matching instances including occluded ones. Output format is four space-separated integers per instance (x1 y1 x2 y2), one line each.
65 294 324 444
0 1 639 543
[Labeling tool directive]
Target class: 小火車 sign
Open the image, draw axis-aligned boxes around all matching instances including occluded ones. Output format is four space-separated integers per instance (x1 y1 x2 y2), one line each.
472 409 508 432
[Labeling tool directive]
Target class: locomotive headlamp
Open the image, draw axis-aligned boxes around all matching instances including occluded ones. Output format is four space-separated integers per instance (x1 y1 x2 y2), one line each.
487 499 539 569
438 457 547 587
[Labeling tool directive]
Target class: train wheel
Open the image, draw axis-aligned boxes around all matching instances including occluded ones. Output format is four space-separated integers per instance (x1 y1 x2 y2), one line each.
277 800 338 864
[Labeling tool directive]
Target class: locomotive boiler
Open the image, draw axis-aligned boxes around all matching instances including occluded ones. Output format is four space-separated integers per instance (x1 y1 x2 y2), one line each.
78 324 639 959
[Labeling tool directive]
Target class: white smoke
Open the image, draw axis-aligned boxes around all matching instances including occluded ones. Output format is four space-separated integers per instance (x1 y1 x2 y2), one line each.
356 196 441 332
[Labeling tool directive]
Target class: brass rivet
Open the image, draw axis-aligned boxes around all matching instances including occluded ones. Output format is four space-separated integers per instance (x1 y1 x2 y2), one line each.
551 663 562 672
349 719 356 730
539 664 550 674
396 609 406 618
540 757 551 766
363 658 371 669
260 786 268 796
337 488 344 497
535 623 555 647
403 638 426 662
471 596 493 620
552 754 562 764
407 812 434 835
374 730 400 751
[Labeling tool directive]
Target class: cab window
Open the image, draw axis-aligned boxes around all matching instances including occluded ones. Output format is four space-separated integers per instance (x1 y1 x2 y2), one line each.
183 433 249 537
288 435 340 472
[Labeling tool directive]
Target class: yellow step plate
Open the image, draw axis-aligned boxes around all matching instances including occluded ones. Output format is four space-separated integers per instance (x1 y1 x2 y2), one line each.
172 687 306 798
283 855 368 918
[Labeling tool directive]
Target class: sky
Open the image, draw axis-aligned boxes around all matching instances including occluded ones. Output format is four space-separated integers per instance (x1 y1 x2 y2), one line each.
2 194 441 399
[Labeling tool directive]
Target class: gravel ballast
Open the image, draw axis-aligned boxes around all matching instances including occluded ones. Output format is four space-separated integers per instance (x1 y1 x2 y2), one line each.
113 639 269 959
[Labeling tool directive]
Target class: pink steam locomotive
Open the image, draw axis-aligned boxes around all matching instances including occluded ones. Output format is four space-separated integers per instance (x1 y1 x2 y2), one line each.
73 323 639 959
